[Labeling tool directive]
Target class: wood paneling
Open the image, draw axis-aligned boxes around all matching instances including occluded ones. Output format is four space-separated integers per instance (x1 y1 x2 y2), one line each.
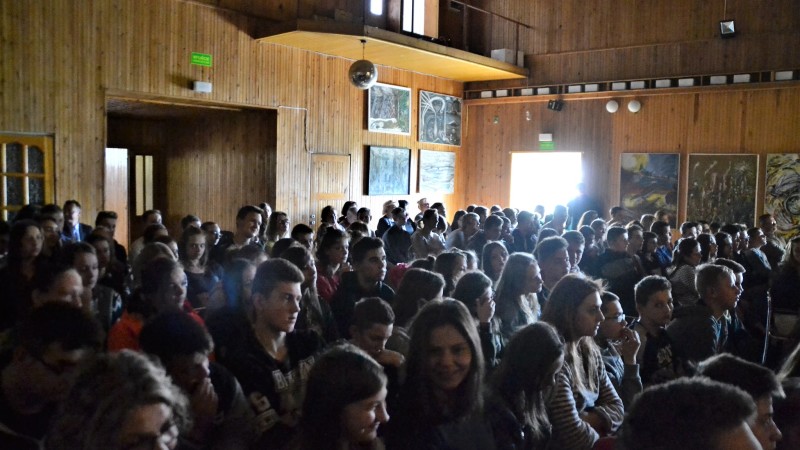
463 84 800 226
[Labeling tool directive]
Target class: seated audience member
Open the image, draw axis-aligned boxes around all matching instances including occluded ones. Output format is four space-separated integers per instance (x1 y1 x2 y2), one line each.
626 223 645 258
207 257 256 312
620 377 762 450
411 209 446 260
281 245 338 344
596 291 642 407
510 210 539 254
667 237 702 307
205 259 258 361
386 268 445 356
494 253 542 342
542 205 568 235
349 298 404 392
202 221 223 248
331 237 394 338
697 232 718 263
715 231 735 260
742 227 772 331
632 275 681 385
485 322 564 450
715 258 762 362
131 242 179 287
385 300 494 450
339 202 358 229
382 207 413 265
30 263 83 309
448 209 466 235
86 232 129 302
446 212 480 251
760 213 786 269
155 234 179 259
318 205 346 237
376 200 397 238
413 198 429 223
270 237 296 259
451 271 502 370
431 202 449 234
0 303 101 448
597 226 643 315
61 200 92 243
651 220 674 271
577 210 599 231
542 274 624 449
501 207 517 228
433 250 467 297
293 345 389 450
0 220 45 331
639 214 656 233
61 242 122 333
37 211 63 262
667 263 742 364
481 241 508 283
140 312 257 449
639 230 663 276
775 378 800 450
222 259 324 449
46 350 189 450
562 230 585 274
264 211 290 254
290 223 314 250
396 200 417 233
128 209 163 264
590 218 608 253
679 221 699 240
315 228 350 304
467 214 504 256
473 205 488 227
534 236 570 306
578 225 600 275
180 226 223 309
211 205 265 264
108 257 204 351
537 228 559 241
697 353 784 450
181 214 202 231
771 236 800 311
607 206 631 227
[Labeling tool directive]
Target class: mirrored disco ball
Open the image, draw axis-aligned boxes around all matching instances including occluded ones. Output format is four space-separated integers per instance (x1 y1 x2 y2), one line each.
349 60 378 89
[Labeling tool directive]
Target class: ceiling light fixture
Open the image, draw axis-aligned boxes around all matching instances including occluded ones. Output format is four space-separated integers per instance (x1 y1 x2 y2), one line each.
349 39 378 89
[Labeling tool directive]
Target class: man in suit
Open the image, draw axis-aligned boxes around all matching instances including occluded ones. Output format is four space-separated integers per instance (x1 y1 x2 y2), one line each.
62 200 92 242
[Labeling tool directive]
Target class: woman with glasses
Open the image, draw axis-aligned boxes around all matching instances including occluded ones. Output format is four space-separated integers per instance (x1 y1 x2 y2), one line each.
595 291 642 407
452 271 502 370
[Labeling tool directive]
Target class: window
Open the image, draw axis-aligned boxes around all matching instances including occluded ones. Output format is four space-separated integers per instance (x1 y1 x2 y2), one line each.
402 0 438 37
133 154 154 216
509 152 582 214
369 0 383 15
0 134 55 221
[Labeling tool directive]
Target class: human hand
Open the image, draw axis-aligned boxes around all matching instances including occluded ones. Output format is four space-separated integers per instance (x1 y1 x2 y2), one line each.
613 327 641 365
476 297 495 324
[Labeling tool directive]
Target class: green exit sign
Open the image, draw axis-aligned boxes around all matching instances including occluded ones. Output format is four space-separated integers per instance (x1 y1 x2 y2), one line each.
540 141 555 150
191 52 212 67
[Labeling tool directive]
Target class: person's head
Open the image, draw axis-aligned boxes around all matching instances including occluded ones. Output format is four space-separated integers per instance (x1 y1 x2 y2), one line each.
267 211 290 239
290 223 314 250
501 207 516 225
221 258 257 310
460 212 480 236
357 207 372 225
481 241 508 281
590 218 607 241
142 209 163 226
178 225 207 265
31 263 84 308
321 205 337 224
269 237 296 259
235 205 264 239
316 227 349 267
462 249 478 271
417 197 430 213
640 214 656 232
747 227 767 249
697 353 784 450
675 237 702 267
86 232 113 269
38 215 61 249
516 210 535 234
47 350 189 450
620 377 760 450
579 225 596 248
562 230 585 270
392 268 445 327
8 219 43 262
406 300 484 417
715 231 734 259
654 209 671 224
635 275 673 328
597 291 627 341
450 210 466 231
434 251 467 295
351 237 386 284
697 233 718 263
451 271 494 319
390 207 408 227
626 224 644 255
40 204 65 231
552 205 568 222
642 231 658 253
11 302 102 404
651 220 672 245
63 200 82 227
299 345 388 448
605 226 629 252
143 223 168 244
578 210 599 229
154 235 179 260
200 221 221 247
95 211 118 237
133 242 178 285
713 257 746 298
490 321 564 395
419 208 439 230
680 221 699 239
759 214 778 235
381 200 397 216
483 215 503 241
139 312 214 395
495 253 542 319
61 242 99 290
179 214 201 230
473 206 488 228
350 297 395 359
251 258 305 332
696 263 741 312
542 274 604 342
341 201 358 219
281 245 317 292
140 257 187 314
535 236 570 286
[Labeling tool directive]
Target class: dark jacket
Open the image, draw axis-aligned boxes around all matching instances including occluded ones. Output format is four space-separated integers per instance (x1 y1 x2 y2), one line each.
330 271 394 338
666 301 728 364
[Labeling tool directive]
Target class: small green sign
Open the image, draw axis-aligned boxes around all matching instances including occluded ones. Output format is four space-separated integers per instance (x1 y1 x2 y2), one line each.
540 141 555 150
191 52 212 67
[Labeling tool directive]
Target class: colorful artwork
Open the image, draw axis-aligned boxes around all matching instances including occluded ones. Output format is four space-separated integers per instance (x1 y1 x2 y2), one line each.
419 150 456 193
367 146 410 195
765 154 800 239
620 153 679 227
687 154 757 225
419 91 462 145
368 83 411 135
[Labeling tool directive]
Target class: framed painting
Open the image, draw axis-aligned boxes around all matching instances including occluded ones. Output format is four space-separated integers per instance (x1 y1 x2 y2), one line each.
368 83 411 135
765 154 800 239
419 90 462 145
367 146 410 195
419 150 456 194
687 154 758 225
620 153 679 227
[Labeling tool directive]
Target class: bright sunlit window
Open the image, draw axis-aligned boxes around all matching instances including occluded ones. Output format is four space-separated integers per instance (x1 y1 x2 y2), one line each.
509 152 583 215
402 0 425 34
370 0 383 15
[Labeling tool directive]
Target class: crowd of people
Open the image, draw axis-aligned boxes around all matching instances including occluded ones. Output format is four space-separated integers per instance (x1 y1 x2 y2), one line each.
0 197 799 449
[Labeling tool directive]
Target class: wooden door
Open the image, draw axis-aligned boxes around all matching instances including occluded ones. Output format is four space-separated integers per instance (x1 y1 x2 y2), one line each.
310 154 351 228
104 148 129 249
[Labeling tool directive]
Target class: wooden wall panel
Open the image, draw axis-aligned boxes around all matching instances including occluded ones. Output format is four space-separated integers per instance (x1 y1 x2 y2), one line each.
463 84 800 226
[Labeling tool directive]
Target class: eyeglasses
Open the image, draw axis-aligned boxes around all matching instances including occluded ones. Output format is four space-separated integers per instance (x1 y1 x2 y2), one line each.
604 314 628 324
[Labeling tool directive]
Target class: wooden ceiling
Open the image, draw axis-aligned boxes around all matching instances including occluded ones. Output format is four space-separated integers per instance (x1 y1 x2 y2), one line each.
257 20 528 82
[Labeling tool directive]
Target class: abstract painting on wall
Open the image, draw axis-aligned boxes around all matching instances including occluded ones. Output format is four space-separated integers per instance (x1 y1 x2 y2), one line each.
368 83 411 135
367 146 410 195
765 154 800 239
419 150 456 193
620 153 679 226
687 154 757 225
419 90 462 145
